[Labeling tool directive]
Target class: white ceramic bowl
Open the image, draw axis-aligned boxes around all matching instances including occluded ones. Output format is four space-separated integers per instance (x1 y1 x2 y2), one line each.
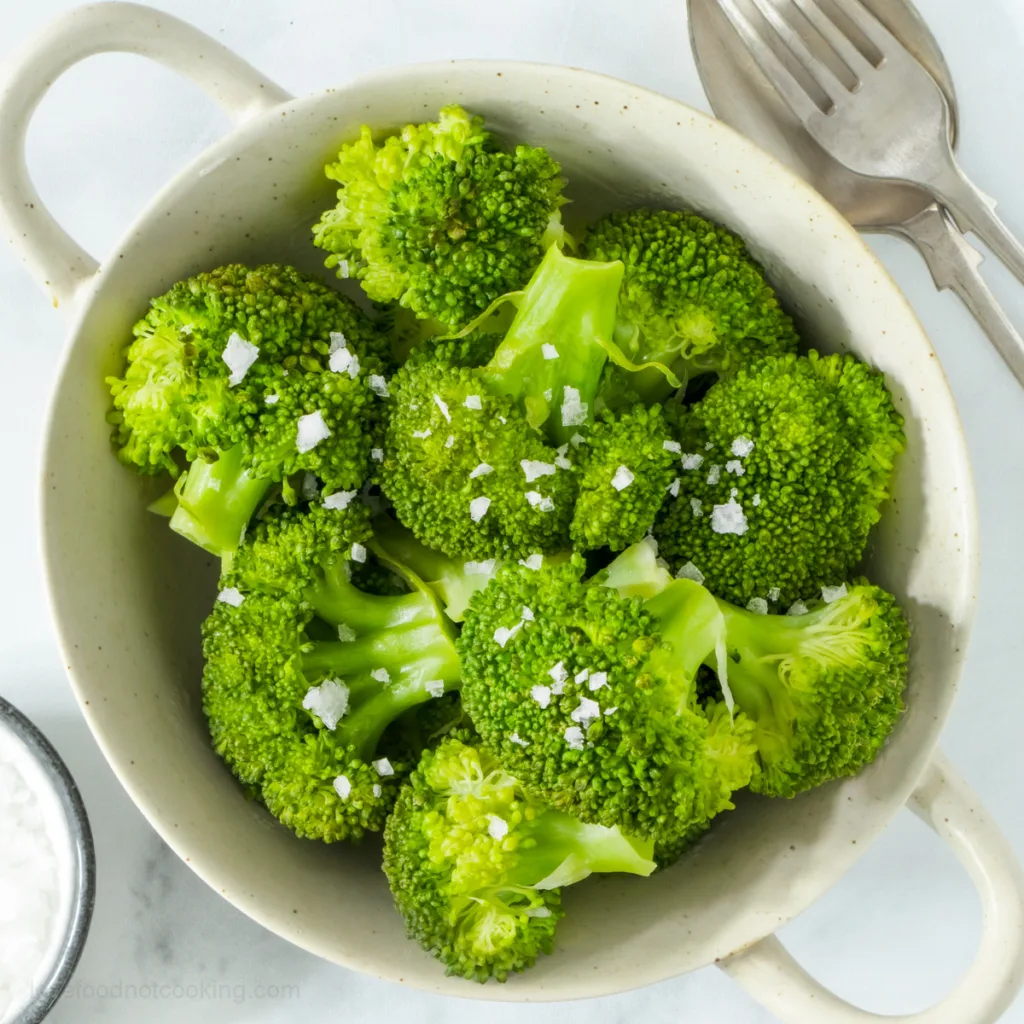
2 4 1023 1021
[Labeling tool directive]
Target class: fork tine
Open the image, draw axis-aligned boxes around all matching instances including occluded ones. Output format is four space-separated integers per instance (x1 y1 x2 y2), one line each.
748 0 848 103
791 0 876 79
825 0 902 55
714 0 824 124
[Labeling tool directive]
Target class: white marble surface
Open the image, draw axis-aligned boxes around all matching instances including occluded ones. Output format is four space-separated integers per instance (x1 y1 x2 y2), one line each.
1 0 1023 1020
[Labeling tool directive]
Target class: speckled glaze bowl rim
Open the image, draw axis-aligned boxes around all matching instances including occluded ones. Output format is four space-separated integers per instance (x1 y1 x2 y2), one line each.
0 695 95 1024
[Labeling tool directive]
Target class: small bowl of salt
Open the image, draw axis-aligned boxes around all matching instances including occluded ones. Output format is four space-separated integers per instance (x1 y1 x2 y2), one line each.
0 696 95 1024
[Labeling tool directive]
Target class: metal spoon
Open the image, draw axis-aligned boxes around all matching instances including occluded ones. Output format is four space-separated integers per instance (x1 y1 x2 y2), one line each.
688 0 1024 386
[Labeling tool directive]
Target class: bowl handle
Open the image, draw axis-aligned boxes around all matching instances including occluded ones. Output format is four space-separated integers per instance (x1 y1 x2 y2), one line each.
720 749 1024 1023
0 2 291 315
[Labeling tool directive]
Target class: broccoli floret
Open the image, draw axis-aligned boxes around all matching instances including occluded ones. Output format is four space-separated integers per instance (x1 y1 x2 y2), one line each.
711 583 909 798
570 405 680 551
654 351 906 607
581 209 799 400
379 245 625 559
382 733 655 982
312 105 568 330
458 544 757 847
201 503 462 841
107 263 388 557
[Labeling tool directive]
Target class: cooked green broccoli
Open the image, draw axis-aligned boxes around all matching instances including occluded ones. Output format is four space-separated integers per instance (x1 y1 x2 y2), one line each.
712 582 909 797
653 350 905 608
107 263 388 557
458 542 757 847
201 502 462 840
379 245 625 559
369 513 505 622
581 208 799 400
383 733 655 982
313 105 568 331
570 405 680 551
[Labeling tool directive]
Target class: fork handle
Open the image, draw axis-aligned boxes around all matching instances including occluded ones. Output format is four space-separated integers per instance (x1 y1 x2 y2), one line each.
892 204 1024 389
922 160 1024 290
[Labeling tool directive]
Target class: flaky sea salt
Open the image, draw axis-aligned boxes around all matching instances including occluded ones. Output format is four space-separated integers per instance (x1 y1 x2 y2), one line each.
610 466 634 491
525 491 555 512
571 698 602 727
663 440 682 454
323 490 357 511
217 587 244 607
494 623 522 648
425 679 446 699
711 498 748 535
542 344 560 360
822 584 848 604
469 497 491 522
731 436 755 458
433 395 452 422
368 374 389 398
302 680 349 730
469 463 494 479
296 411 331 453
519 554 544 570
222 332 259 387
676 561 705 584
464 395 482 410
561 386 588 426
564 726 585 751
521 460 557 483
746 598 769 615
531 685 552 708
487 815 509 840
0 727 73 1024
681 453 704 471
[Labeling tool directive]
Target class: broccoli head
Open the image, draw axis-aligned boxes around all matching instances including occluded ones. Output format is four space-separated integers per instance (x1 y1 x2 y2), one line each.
654 350 906 608
713 582 909 797
458 544 757 847
313 105 568 330
581 208 799 400
107 262 389 557
201 502 462 841
382 733 655 982
378 244 628 560
570 405 680 551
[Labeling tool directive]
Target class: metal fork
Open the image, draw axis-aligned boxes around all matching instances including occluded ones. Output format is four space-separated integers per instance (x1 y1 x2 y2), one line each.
715 0 1024 287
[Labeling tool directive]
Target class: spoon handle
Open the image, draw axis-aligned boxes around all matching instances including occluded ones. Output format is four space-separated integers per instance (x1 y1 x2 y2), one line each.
892 204 1024 389
922 158 1024 289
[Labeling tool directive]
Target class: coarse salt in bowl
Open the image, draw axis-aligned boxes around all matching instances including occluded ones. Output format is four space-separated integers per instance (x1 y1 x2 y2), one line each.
0 698 94 1024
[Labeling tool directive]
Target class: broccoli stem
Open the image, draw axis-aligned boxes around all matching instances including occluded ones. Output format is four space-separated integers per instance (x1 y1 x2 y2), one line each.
705 597 864 745
307 559 447 633
169 445 271 557
304 626 461 759
482 245 624 445
644 580 729 700
369 515 494 622
511 810 656 887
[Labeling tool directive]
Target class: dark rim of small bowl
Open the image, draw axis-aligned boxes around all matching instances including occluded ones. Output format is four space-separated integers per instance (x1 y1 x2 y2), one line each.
0 694 95 1024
